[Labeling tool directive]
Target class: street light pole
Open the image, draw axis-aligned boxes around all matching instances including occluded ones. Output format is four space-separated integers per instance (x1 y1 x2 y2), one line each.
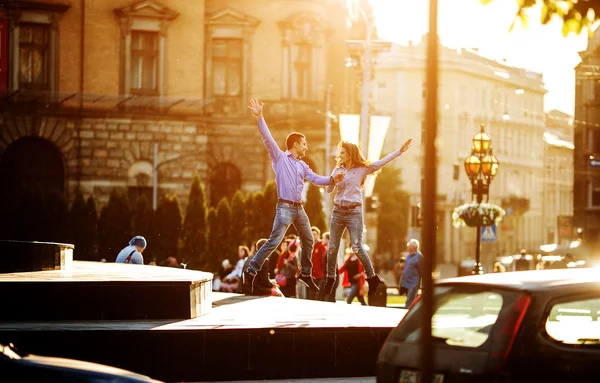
152 143 204 210
360 14 372 157
325 84 333 221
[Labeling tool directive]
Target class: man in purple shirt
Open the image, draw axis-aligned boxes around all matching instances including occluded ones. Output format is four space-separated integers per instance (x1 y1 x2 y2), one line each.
243 98 345 293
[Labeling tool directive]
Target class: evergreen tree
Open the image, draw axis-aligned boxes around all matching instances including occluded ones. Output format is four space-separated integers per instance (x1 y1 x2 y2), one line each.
305 184 327 232
230 190 247 246
250 191 268 240
215 197 234 263
98 189 132 260
154 194 183 263
84 196 99 261
70 188 95 260
44 189 70 243
181 174 208 269
264 180 277 225
206 207 219 271
132 194 154 262
243 190 255 243
374 167 410 256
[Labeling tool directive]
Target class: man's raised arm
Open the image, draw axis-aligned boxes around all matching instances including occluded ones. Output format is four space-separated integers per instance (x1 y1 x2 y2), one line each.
248 98 282 162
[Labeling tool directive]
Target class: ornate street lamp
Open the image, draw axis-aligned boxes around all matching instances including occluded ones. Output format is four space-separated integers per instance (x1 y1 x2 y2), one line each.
463 123 500 274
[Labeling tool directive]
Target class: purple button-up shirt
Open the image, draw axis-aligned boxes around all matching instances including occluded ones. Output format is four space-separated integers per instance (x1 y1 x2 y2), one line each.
258 117 331 203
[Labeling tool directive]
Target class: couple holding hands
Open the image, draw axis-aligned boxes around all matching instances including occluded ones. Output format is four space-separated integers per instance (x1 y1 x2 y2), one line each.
242 98 412 299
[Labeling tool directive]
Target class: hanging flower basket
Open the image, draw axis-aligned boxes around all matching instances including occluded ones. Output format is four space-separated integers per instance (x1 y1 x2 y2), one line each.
452 202 505 228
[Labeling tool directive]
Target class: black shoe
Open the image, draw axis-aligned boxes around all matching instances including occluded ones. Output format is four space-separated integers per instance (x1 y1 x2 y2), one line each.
324 277 336 295
242 269 256 294
298 274 320 291
366 275 381 297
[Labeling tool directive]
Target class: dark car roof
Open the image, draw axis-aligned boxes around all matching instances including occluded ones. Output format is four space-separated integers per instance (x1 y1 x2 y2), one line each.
438 268 600 292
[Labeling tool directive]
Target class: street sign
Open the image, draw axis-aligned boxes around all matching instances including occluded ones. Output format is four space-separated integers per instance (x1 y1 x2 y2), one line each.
481 224 497 243
590 158 600 169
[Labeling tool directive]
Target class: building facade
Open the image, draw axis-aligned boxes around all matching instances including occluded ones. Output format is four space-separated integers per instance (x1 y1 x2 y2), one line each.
574 28 600 255
543 110 574 245
375 39 546 267
0 0 353 217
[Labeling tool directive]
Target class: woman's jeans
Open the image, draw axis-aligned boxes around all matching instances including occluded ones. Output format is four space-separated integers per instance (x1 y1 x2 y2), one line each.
326 205 375 278
346 283 366 305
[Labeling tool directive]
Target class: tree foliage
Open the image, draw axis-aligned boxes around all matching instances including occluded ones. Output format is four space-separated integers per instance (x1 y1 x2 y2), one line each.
98 189 132 260
181 174 208 268
153 194 183 262
206 207 219 271
70 188 98 260
305 184 327 232
132 194 154 262
230 190 248 247
215 197 234 265
373 167 410 256
482 0 600 36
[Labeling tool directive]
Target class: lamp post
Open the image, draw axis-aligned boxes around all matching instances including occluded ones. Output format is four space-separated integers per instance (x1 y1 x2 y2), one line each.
463 123 499 274
346 1 374 156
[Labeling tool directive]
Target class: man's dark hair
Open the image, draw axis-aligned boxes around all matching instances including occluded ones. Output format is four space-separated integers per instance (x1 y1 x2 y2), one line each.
286 132 305 150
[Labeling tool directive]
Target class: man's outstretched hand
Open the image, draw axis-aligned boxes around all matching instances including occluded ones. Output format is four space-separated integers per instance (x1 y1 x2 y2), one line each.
248 98 264 119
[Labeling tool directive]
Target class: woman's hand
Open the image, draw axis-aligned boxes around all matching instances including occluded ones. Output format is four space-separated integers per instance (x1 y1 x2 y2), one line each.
400 138 412 154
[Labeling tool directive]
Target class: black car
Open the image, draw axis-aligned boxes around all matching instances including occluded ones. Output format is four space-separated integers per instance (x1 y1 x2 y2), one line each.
1 343 163 383
377 269 600 382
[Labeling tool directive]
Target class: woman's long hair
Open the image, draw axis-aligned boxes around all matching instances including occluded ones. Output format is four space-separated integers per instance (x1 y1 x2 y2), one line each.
335 141 380 187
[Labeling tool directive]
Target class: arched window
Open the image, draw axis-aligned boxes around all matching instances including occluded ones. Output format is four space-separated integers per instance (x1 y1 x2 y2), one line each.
210 162 241 206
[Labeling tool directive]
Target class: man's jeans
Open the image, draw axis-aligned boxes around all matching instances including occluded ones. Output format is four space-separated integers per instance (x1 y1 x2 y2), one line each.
405 285 419 308
248 201 314 276
326 205 375 278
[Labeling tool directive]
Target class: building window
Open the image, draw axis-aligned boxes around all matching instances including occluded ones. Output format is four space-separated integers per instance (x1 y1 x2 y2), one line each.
294 43 311 99
19 23 50 90
212 39 242 98
589 180 600 207
205 9 259 116
115 1 178 97
130 31 159 95
279 14 325 101
7 2 69 92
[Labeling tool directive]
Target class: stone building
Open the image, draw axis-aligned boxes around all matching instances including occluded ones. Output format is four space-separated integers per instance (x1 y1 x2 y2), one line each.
0 0 353 214
574 27 600 255
375 40 546 266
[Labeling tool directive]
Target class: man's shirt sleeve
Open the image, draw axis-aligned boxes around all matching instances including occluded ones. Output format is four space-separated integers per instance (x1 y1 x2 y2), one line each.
257 117 283 162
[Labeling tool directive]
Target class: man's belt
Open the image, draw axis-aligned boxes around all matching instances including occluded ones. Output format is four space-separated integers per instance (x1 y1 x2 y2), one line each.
278 199 303 207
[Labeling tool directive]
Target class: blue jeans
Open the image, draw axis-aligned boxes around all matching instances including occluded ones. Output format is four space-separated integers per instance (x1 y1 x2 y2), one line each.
346 283 366 305
248 201 314 276
405 285 419 308
326 205 375 278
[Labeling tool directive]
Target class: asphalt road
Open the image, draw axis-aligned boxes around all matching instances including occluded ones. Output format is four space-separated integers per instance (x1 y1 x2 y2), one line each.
201 378 375 383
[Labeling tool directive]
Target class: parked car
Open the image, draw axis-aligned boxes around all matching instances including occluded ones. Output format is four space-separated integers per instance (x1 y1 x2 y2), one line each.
0 343 163 382
377 268 600 382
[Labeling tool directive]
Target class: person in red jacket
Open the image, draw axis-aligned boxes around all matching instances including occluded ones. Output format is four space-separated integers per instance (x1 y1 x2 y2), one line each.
339 251 366 305
308 226 327 301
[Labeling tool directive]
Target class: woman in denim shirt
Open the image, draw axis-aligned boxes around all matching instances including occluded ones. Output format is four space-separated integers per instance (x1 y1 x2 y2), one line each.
323 139 412 297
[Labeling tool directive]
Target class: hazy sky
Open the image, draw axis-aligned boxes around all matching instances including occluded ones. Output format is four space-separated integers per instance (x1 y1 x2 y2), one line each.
369 0 590 115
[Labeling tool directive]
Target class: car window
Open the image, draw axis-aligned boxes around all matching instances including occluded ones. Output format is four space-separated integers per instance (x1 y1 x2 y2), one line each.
545 297 600 346
391 285 521 349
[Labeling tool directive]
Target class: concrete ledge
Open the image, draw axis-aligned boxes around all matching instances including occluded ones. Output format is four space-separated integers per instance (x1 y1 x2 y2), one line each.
0 261 213 321
0 240 73 273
